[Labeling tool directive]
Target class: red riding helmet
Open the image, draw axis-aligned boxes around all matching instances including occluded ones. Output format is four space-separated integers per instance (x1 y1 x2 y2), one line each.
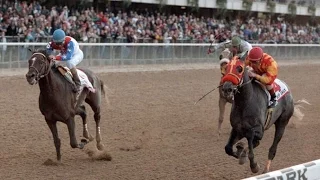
248 47 263 61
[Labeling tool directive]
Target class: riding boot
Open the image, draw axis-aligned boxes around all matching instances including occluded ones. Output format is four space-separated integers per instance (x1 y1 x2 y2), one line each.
70 68 81 93
268 89 277 109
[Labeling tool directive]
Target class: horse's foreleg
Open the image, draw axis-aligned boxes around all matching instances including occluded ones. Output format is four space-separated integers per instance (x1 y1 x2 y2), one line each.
218 97 227 136
247 130 260 173
263 122 286 173
45 119 61 161
225 128 242 158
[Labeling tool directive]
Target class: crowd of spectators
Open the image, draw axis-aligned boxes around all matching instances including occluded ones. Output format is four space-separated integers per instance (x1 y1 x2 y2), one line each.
1 0 320 44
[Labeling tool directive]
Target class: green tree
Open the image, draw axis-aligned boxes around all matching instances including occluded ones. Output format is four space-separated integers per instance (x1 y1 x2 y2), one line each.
187 0 199 13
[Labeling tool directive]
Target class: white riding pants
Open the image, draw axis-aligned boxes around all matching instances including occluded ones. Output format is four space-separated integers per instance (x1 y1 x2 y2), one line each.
66 50 84 69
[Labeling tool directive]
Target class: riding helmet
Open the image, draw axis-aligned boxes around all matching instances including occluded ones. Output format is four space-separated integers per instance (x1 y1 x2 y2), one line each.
231 36 241 46
53 29 66 43
248 47 264 61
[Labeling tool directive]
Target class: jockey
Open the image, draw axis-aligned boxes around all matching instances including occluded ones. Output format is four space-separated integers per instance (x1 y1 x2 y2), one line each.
46 29 83 93
212 35 252 61
245 47 278 109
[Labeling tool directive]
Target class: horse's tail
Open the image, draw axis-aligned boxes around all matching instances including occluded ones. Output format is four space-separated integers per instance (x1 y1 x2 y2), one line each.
100 80 112 107
292 98 311 121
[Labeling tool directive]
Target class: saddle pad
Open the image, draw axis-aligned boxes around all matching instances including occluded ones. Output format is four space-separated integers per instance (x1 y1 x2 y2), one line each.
58 66 95 93
256 79 290 105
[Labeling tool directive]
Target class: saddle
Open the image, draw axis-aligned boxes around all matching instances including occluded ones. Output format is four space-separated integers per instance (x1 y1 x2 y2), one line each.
57 65 74 84
56 65 96 93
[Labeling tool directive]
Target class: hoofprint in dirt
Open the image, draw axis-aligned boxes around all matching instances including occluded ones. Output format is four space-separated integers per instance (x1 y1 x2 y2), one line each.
0 63 319 179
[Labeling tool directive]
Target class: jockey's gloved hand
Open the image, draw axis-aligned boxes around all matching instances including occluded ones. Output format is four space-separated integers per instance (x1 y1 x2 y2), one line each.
248 71 257 78
49 55 55 61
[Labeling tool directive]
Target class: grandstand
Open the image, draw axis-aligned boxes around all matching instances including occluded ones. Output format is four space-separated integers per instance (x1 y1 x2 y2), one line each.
1 0 320 44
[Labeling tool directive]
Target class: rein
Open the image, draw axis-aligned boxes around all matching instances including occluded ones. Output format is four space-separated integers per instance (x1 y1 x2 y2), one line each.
233 75 254 94
29 52 52 82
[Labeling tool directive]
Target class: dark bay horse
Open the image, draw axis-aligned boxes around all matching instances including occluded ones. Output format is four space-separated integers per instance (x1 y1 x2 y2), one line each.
220 57 308 174
25 49 107 162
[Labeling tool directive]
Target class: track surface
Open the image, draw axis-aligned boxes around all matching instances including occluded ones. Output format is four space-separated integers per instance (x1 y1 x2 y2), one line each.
0 63 319 180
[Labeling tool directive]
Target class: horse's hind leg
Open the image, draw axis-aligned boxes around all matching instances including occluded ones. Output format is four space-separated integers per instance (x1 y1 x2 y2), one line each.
93 106 104 150
225 128 243 158
86 96 104 150
66 117 86 149
263 118 289 173
77 105 94 141
45 119 61 161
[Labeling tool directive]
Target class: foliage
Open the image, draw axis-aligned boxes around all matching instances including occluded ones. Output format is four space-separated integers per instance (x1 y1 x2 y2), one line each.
187 0 199 12
288 1 297 15
216 0 227 9
156 0 167 12
122 0 132 9
242 0 253 11
308 5 316 16
266 0 276 13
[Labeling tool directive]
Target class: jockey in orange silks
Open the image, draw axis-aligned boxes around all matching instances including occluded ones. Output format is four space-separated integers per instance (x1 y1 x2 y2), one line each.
245 47 278 109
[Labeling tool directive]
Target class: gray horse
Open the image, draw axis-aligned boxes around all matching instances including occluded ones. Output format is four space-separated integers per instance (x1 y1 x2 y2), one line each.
221 57 308 173
26 49 107 162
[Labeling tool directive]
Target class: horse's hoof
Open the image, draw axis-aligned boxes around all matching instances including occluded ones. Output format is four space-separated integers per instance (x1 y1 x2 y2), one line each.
251 163 260 173
81 139 88 144
262 167 269 174
88 135 94 142
239 151 247 165
79 139 88 149
236 142 245 158
97 143 104 151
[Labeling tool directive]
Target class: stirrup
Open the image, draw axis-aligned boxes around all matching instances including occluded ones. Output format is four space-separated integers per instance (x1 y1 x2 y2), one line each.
268 100 277 109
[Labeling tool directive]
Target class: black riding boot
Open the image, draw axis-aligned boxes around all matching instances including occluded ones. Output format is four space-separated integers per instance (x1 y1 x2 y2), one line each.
268 91 277 109
70 68 81 93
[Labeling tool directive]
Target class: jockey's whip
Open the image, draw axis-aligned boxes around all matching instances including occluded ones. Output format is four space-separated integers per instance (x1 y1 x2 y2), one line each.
194 84 223 105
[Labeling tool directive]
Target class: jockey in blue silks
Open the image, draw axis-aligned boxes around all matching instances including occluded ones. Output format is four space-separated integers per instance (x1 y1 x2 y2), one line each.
46 29 83 93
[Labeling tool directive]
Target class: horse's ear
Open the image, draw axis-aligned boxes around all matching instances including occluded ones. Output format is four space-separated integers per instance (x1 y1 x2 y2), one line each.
28 48 33 52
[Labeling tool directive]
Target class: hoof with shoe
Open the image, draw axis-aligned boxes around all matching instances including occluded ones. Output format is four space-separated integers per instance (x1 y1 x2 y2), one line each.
79 139 88 149
235 142 245 157
251 163 260 173
238 150 247 165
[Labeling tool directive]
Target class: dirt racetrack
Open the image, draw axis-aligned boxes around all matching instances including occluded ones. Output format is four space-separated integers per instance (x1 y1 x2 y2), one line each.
0 62 319 180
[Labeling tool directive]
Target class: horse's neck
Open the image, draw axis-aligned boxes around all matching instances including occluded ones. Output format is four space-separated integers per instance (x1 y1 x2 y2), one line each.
38 69 64 94
234 74 253 105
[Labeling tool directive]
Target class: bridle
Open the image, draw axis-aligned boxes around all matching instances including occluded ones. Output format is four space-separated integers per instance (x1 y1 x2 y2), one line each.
29 52 52 82
224 65 253 95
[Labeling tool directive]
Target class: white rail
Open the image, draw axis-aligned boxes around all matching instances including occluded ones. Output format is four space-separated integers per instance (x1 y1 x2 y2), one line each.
243 159 320 180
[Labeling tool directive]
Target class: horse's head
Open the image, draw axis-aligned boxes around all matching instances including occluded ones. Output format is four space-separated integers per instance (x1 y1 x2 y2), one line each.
26 49 52 85
220 56 245 99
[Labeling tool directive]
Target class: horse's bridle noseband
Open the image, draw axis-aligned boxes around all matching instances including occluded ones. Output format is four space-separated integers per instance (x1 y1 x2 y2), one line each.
29 52 52 82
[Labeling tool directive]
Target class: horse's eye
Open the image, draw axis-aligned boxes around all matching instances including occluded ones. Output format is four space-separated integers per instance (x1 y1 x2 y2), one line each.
228 88 232 92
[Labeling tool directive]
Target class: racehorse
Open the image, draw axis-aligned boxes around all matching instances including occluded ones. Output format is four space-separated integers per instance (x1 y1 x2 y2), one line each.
25 49 107 162
217 48 234 135
220 56 308 173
